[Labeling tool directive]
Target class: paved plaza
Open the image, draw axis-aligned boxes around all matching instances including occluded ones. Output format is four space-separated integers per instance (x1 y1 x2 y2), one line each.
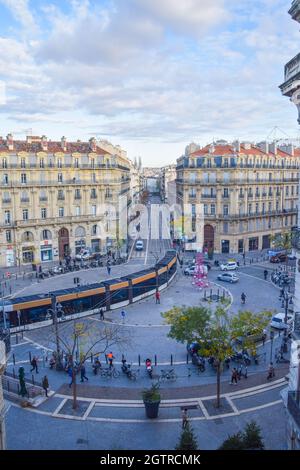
3 260 292 450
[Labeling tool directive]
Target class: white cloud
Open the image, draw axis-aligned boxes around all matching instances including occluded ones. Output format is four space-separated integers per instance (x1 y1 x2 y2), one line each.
0 0 299 165
0 0 37 34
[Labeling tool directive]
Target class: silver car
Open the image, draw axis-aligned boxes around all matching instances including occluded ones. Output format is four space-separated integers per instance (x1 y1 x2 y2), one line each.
217 272 239 283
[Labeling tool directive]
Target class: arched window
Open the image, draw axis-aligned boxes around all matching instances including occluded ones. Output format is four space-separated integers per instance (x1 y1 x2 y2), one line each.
75 226 86 238
41 229 52 240
22 231 34 242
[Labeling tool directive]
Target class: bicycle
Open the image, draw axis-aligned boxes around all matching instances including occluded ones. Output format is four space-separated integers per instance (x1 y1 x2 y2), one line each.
159 369 178 381
100 367 120 378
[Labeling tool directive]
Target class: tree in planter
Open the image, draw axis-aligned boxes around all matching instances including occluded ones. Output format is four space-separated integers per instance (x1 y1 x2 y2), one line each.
230 310 272 355
219 421 264 450
175 423 198 451
39 320 131 410
270 231 292 269
162 304 271 408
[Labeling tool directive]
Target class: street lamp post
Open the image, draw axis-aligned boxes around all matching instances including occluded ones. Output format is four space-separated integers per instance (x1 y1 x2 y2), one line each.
270 330 274 363
282 288 291 354
50 294 64 371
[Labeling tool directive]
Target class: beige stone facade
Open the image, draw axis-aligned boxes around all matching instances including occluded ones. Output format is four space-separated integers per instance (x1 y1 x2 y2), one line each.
0 135 134 267
176 140 300 254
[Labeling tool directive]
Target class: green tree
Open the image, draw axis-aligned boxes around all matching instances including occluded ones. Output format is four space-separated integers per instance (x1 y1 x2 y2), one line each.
219 421 264 450
162 305 271 408
175 423 198 451
243 421 265 450
231 310 272 354
270 231 292 268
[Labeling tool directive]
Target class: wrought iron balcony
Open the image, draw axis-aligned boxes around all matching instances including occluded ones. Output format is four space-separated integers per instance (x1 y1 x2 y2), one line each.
287 391 300 428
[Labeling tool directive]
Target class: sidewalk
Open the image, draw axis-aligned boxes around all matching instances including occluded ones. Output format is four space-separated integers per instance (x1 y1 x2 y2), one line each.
56 364 289 401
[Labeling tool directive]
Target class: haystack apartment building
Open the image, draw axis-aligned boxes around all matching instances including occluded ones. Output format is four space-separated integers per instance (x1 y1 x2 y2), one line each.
0 135 132 267
176 141 300 254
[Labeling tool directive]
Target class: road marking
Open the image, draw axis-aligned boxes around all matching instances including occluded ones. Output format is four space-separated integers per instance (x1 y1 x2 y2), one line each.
83 400 95 420
23 336 53 352
239 399 282 414
52 397 68 417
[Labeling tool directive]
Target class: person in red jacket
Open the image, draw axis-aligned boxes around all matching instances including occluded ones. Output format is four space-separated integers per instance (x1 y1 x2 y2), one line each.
155 290 160 304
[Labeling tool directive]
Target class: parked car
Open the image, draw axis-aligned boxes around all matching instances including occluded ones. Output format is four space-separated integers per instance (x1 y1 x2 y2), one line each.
220 261 238 271
217 272 239 283
135 240 144 251
184 265 196 275
287 253 296 261
270 253 287 263
75 250 92 261
53 265 63 274
187 342 201 356
270 312 293 330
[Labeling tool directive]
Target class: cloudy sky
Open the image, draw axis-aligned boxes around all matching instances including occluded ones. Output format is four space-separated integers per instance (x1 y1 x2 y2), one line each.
0 0 299 165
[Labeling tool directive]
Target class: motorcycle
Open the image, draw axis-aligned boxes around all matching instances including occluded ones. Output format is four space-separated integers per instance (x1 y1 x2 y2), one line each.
92 359 102 375
191 353 205 372
145 358 153 379
121 360 137 380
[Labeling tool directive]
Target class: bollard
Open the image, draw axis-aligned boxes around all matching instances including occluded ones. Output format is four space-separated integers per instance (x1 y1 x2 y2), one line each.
13 353 15 365
155 355 157 366
16 334 19 345
204 290 207 301
13 368 15 379
32 374 35 385
138 355 141 367
210 289 212 301
29 351 32 363
217 289 220 301
186 354 189 365
222 290 225 299
171 354 173 366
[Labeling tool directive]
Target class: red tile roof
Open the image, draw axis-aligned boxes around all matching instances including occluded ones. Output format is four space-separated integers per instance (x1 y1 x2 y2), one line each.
190 143 298 158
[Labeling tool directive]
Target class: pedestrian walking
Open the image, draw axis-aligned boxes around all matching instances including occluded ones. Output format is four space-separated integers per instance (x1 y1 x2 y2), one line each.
264 269 268 281
30 356 39 374
107 351 115 368
42 375 49 397
230 367 238 385
267 362 275 380
99 308 105 321
80 364 89 382
155 290 160 304
182 408 189 429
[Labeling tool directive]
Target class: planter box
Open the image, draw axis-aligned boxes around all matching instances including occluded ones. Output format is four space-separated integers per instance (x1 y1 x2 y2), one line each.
143 400 160 419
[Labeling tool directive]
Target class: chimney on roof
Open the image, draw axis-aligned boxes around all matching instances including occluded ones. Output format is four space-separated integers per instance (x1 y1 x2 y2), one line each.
257 141 269 154
61 136 67 152
269 141 278 155
232 140 240 152
278 143 294 156
89 137 97 152
242 142 252 150
41 135 48 151
6 133 13 151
